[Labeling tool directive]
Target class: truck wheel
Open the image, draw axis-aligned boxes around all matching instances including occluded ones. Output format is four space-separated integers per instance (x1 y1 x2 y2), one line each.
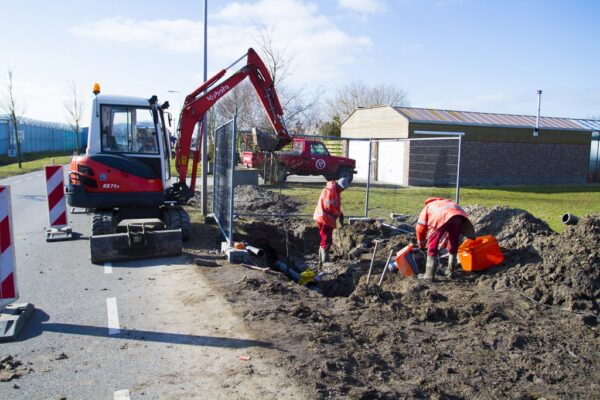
92 211 113 236
164 206 191 241
336 167 354 184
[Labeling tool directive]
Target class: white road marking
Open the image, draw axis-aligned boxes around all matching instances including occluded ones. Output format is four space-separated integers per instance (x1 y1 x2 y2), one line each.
104 262 113 274
106 297 121 335
13 180 21 184
114 389 131 400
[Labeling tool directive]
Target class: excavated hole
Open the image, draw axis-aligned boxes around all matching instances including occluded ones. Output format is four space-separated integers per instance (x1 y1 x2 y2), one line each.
234 217 416 298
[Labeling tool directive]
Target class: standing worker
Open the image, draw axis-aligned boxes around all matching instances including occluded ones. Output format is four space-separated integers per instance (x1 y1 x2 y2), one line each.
416 197 475 280
313 177 349 266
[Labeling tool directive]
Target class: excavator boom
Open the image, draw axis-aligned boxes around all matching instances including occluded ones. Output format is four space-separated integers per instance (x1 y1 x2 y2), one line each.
172 48 291 200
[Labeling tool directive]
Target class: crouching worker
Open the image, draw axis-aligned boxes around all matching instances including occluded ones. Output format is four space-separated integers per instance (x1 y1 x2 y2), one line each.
416 198 475 281
313 177 350 266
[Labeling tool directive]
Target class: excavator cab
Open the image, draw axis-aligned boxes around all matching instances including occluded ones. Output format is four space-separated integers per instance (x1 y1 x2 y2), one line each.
67 90 187 263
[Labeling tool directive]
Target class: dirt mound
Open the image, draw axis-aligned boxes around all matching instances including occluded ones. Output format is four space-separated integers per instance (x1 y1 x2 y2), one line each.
191 185 301 215
234 185 301 214
491 214 600 314
465 205 554 248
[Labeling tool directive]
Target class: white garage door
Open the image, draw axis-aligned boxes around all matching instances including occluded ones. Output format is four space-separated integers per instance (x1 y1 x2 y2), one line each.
348 141 370 180
377 141 405 185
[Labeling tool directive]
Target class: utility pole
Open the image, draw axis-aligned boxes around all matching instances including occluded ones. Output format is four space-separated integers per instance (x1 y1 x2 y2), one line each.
201 0 209 217
534 90 542 137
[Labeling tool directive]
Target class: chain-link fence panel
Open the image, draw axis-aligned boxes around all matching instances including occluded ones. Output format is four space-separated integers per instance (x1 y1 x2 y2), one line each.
213 117 237 245
362 136 462 220
231 133 462 223
234 134 366 219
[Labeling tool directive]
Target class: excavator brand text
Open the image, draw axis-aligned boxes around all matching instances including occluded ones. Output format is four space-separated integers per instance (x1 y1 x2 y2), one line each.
207 85 230 102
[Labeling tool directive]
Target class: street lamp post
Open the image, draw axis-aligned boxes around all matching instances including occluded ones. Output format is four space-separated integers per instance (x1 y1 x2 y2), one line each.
201 0 209 217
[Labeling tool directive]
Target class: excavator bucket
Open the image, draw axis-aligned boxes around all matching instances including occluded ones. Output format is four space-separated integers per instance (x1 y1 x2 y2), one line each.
90 228 182 264
252 127 281 152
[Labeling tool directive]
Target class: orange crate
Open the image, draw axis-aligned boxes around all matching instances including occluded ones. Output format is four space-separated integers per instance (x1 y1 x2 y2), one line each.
458 235 504 271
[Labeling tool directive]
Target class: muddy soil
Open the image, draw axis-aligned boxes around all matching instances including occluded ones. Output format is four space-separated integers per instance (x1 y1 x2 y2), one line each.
187 193 600 399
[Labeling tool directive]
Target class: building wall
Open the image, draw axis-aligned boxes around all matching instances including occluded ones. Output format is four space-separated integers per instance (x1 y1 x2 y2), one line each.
340 108 592 186
342 106 409 139
0 117 87 156
408 123 591 185
460 141 589 185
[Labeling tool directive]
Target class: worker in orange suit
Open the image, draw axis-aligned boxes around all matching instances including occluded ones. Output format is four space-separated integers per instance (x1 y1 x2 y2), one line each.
313 177 349 266
416 198 475 280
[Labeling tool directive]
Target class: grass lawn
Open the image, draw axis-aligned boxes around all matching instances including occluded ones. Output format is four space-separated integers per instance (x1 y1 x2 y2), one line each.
278 183 600 232
0 152 76 179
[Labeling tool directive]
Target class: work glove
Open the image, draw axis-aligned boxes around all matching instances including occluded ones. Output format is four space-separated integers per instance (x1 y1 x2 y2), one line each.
418 240 427 251
339 213 345 226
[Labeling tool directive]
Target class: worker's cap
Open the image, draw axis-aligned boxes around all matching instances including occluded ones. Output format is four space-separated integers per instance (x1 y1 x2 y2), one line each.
336 177 349 190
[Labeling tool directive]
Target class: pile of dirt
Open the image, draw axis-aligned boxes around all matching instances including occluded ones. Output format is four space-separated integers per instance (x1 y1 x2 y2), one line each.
234 185 301 214
490 214 600 314
190 185 301 215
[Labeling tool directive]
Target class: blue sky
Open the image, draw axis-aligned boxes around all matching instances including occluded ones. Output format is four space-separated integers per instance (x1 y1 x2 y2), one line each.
1 0 599 124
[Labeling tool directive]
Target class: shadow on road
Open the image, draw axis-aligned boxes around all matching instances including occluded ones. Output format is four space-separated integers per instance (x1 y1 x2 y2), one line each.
17 308 274 349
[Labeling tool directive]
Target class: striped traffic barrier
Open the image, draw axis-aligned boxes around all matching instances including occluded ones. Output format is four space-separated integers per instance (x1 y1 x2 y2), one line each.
0 185 18 308
0 185 34 341
45 165 72 241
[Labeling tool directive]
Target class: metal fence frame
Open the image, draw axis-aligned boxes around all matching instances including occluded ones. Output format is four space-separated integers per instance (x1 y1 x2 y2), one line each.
213 116 237 246
231 133 463 219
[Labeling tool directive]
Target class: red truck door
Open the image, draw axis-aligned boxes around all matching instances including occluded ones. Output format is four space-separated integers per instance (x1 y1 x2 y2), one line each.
308 141 336 176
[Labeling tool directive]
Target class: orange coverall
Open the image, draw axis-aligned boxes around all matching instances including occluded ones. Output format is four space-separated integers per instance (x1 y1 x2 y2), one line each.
313 180 343 250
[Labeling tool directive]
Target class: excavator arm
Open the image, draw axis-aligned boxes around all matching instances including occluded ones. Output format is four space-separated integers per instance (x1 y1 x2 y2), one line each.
170 48 291 202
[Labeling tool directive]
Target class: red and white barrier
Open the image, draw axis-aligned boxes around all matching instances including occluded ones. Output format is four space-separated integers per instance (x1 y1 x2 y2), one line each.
0 185 18 309
45 165 68 228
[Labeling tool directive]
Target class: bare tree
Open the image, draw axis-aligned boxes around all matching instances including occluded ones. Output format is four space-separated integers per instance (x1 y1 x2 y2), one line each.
325 81 409 130
254 29 321 134
64 81 86 154
215 27 320 135
0 69 24 168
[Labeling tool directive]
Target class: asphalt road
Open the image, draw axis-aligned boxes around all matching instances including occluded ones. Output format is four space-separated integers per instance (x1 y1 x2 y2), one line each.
0 170 304 399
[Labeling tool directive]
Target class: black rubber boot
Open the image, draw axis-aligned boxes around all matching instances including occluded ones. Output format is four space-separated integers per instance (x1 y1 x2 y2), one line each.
445 253 457 278
419 256 437 281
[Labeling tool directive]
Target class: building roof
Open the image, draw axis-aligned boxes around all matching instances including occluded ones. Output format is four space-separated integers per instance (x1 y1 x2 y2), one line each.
0 114 71 130
393 107 600 132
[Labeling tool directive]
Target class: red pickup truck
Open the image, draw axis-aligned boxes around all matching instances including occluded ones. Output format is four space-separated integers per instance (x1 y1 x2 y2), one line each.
242 137 356 183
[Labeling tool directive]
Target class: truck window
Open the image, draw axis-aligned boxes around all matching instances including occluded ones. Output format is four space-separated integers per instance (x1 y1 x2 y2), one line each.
100 105 159 154
310 142 329 156
291 141 304 154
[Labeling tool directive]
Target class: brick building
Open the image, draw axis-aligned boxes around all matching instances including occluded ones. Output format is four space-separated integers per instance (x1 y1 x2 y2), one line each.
341 106 600 186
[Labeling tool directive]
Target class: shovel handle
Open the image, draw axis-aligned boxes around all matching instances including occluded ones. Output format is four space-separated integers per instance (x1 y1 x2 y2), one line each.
378 249 395 287
366 241 379 284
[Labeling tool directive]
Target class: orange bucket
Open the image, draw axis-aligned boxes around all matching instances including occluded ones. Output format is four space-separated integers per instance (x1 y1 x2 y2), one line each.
458 235 504 271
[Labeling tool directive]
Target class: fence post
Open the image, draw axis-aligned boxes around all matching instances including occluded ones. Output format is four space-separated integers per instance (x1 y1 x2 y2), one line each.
364 139 373 218
228 116 237 247
455 134 463 204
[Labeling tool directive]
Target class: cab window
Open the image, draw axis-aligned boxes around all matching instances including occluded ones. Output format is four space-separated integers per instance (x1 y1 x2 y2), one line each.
100 105 159 154
310 142 329 156
291 141 304 154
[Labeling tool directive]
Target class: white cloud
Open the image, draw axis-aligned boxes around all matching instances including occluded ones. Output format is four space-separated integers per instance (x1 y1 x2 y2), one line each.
70 17 203 53
69 0 372 86
0 78 68 123
338 0 385 14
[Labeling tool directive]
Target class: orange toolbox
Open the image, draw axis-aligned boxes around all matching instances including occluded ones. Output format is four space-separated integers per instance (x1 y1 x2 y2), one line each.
458 235 504 271
394 244 421 277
